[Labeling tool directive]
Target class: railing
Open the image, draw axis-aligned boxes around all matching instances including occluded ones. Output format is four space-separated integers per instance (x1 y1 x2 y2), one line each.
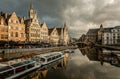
0 46 77 53
0 46 77 61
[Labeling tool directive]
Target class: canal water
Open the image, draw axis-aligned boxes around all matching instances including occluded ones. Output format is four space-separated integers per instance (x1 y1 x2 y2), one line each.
41 49 120 79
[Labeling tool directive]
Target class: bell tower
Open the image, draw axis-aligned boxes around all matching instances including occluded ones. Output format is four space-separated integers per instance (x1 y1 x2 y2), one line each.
29 1 35 19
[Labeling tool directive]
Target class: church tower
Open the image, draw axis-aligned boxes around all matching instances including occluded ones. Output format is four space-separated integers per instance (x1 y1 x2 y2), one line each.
29 2 35 19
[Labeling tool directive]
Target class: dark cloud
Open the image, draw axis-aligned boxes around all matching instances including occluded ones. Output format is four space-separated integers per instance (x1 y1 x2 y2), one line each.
0 0 120 38
0 0 69 27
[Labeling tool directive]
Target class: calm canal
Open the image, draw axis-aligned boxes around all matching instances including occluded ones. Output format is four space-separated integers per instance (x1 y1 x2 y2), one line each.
41 49 120 79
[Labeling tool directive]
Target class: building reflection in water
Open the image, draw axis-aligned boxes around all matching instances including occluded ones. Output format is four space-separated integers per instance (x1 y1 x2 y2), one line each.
23 48 120 79
79 47 120 67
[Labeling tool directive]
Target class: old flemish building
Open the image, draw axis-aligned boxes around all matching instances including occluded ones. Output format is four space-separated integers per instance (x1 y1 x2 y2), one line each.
56 27 63 45
63 23 69 45
49 27 59 45
0 12 26 42
0 14 8 41
86 24 103 44
86 29 99 43
40 22 49 43
0 3 70 45
8 12 25 42
49 23 69 45
25 3 41 43
86 24 120 45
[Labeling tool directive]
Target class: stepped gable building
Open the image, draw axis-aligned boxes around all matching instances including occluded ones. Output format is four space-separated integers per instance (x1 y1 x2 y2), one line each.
48 27 59 45
0 12 8 41
0 12 26 42
62 23 69 45
56 27 64 44
25 3 69 45
25 3 41 43
40 22 49 43
49 23 69 45
0 2 70 45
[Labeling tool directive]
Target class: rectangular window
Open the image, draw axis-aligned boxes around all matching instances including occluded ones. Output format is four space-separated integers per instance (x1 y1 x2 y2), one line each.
1 34 4 39
0 34 7 39
15 32 18 37
11 32 13 37
5 35 8 39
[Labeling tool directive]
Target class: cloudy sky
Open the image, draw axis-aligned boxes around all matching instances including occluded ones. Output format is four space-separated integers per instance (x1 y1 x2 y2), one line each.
0 0 120 38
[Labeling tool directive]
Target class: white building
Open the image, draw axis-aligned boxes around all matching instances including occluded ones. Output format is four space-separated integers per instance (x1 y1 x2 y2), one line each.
102 26 120 45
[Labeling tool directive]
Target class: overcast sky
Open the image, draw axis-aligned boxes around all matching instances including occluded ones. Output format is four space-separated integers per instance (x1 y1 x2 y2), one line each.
0 0 120 38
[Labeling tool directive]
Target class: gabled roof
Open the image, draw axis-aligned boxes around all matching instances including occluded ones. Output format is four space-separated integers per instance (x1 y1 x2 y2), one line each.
48 28 54 35
0 11 24 25
25 19 32 22
40 21 47 28
103 28 113 33
24 19 33 27
87 29 99 34
40 23 43 27
0 12 11 25
114 26 120 29
9 12 20 23
56 28 62 35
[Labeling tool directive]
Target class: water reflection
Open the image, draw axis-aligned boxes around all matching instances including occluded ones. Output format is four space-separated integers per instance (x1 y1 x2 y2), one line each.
79 47 120 67
41 49 120 79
